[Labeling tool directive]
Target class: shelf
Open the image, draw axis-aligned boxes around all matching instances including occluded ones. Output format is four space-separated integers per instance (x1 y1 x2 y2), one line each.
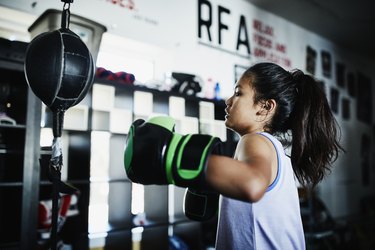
0 149 24 154
94 77 227 107
39 178 130 186
39 179 89 186
0 60 24 72
89 216 194 235
0 124 26 129
40 150 51 155
41 125 91 134
90 177 130 183
90 129 128 136
0 182 23 187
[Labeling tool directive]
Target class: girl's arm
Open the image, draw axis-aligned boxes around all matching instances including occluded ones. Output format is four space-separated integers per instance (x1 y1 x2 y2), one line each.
206 133 277 202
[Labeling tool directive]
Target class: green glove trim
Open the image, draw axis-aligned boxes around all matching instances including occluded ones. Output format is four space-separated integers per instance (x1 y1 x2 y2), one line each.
165 133 183 184
148 116 175 132
124 124 134 172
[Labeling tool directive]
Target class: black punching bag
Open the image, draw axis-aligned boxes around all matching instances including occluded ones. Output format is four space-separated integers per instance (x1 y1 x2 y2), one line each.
24 8 94 114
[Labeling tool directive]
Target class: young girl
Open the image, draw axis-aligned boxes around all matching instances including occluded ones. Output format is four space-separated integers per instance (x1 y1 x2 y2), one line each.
206 62 343 249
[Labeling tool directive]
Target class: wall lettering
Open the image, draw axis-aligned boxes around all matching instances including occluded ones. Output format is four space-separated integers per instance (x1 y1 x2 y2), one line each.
198 0 213 41
252 18 291 68
107 0 135 10
198 0 251 58
236 15 250 54
197 0 292 66
218 6 230 45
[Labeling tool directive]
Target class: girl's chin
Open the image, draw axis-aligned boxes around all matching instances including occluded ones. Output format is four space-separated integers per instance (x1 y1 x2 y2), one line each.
224 119 231 128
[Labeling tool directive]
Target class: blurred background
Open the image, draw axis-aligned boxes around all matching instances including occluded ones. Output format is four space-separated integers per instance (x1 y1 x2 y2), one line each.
0 0 374 249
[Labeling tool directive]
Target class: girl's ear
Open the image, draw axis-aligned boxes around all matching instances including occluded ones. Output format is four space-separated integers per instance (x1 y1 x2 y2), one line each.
257 99 276 116
264 99 276 113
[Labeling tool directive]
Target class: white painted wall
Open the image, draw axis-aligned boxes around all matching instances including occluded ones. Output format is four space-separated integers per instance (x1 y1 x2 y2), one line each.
1 0 375 218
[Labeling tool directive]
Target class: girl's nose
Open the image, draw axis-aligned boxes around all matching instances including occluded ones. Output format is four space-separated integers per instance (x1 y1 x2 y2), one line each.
225 96 232 106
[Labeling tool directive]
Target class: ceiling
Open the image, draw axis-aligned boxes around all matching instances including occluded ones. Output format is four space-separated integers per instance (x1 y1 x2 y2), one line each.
246 0 375 60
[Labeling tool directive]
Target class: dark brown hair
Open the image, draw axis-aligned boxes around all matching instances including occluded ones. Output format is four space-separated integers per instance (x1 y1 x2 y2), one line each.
243 62 343 187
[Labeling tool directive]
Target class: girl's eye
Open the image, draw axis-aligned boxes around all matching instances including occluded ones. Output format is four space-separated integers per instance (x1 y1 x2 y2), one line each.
233 86 240 96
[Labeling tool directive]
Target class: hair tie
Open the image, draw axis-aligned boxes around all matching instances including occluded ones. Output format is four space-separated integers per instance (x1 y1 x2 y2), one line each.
290 69 305 95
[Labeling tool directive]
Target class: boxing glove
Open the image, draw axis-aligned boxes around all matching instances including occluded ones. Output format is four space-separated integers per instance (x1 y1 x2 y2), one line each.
124 116 222 189
183 188 219 221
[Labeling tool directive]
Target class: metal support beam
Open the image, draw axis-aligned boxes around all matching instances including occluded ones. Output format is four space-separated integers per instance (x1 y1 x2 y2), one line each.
20 89 42 249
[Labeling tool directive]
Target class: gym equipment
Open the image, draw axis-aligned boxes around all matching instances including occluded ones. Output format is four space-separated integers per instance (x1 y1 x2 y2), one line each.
96 66 135 85
24 1 94 249
124 116 222 189
183 188 219 221
25 8 94 113
170 72 202 96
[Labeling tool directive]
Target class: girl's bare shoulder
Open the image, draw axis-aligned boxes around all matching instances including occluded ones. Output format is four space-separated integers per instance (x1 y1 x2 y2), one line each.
236 133 275 159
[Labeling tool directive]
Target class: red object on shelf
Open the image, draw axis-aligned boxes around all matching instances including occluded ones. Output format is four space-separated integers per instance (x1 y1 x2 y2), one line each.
95 67 135 85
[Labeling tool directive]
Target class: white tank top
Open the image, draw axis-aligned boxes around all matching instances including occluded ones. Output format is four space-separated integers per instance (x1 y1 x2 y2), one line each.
215 132 305 250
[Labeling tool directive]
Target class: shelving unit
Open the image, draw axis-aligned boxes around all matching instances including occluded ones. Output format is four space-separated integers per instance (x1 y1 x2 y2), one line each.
82 79 237 249
0 38 42 250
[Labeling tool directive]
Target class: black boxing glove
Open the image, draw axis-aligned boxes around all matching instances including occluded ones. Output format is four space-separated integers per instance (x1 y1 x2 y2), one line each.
183 188 219 221
124 116 222 189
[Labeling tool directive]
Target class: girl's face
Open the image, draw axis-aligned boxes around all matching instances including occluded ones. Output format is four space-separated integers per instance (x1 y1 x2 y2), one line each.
225 75 265 136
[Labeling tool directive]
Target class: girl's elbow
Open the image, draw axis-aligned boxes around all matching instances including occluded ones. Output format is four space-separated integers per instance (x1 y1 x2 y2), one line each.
242 180 267 202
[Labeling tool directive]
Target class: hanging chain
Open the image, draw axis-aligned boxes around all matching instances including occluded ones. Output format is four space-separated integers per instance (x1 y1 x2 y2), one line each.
61 0 72 30
61 0 74 4
63 2 70 10
62 0 74 12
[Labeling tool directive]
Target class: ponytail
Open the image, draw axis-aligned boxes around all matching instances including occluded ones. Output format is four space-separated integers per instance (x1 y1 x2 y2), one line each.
245 63 343 188
289 70 343 187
